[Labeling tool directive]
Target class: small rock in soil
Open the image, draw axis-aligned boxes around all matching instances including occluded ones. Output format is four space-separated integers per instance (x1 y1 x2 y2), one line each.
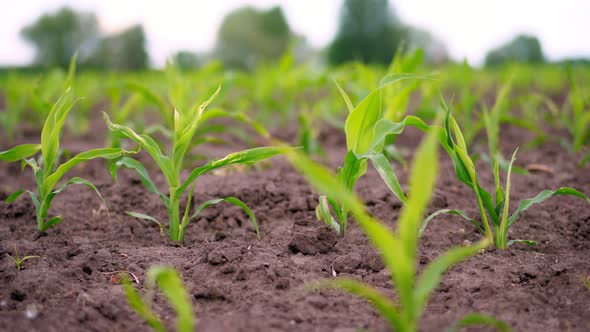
361 252 385 272
333 253 362 273
288 196 308 212
207 250 227 265
275 278 290 290
288 219 338 255
193 285 227 301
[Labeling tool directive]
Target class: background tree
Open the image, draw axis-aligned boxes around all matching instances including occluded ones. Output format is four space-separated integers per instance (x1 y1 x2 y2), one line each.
214 6 291 69
485 34 545 67
327 0 405 65
173 51 201 71
21 7 99 68
89 25 149 71
404 27 449 64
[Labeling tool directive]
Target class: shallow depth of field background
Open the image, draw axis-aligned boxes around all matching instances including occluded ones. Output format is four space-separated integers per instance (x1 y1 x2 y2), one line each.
1 0 589 72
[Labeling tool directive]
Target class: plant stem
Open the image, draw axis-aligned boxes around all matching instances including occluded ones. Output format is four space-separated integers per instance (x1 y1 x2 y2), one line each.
168 196 181 241
475 193 494 244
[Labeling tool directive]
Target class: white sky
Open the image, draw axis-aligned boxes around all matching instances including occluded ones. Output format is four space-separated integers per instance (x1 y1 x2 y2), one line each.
1 0 589 67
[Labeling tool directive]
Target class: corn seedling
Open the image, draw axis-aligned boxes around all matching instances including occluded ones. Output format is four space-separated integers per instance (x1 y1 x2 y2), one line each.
104 86 284 242
121 266 194 332
0 88 134 233
285 121 510 332
566 65 590 153
420 100 590 249
298 104 326 158
6 246 40 271
1 74 28 141
317 74 429 237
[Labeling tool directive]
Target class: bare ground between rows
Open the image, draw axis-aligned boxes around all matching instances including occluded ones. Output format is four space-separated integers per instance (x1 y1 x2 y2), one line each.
0 123 589 332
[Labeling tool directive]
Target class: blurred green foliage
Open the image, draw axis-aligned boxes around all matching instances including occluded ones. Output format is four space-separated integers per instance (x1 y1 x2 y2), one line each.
21 7 148 71
328 0 404 65
21 7 99 68
214 6 291 69
88 25 149 71
485 34 545 67
173 51 202 71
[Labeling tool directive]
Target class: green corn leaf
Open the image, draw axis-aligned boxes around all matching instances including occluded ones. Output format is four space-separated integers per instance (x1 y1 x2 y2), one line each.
394 125 441 314
310 278 405 331
199 109 270 138
378 73 436 89
317 195 340 233
144 124 173 139
103 113 177 185
447 313 512 332
146 267 195 332
44 147 135 194
579 153 590 168
6 189 25 203
414 239 489 317
419 209 483 237
52 176 105 208
173 86 221 172
41 88 79 173
0 144 42 162
120 274 165 332
63 52 77 90
345 88 382 155
126 212 166 234
338 151 367 190
449 150 474 187
125 81 171 126
507 239 537 247
369 153 407 204
497 150 517 248
180 184 196 236
177 147 285 200
283 146 410 282
449 113 468 152
334 80 354 113
477 183 499 226
508 187 590 227
115 157 169 207
41 216 63 232
26 190 40 210
188 197 259 238
357 115 429 159
454 148 477 185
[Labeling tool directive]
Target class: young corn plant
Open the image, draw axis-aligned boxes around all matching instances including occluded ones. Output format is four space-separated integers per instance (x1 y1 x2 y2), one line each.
420 100 590 249
317 75 429 237
104 87 284 242
121 266 194 332
285 122 510 332
6 246 40 271
564 66 590 166
0 89 134 233
297 103 326 158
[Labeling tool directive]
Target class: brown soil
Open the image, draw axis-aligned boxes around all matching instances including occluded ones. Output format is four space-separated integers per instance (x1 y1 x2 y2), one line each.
1 117 589 332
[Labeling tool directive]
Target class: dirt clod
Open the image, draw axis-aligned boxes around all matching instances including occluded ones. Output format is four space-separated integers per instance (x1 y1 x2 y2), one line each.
288 219 338 255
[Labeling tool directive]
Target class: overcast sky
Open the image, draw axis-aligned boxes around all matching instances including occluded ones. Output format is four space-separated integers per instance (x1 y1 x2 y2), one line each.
1 0 589 67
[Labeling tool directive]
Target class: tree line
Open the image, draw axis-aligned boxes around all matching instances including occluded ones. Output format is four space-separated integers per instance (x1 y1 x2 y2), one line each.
19 0 548 71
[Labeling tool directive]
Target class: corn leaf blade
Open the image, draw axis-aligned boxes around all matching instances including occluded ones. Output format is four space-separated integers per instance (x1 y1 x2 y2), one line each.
369 153 407 204
447 313 512 332
147 267 195 332
177 147 285 200
120 274 165 332
189 197 259 238
311 278 405 331
414 240 489 316
508 188 590 227
0 144 42 162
